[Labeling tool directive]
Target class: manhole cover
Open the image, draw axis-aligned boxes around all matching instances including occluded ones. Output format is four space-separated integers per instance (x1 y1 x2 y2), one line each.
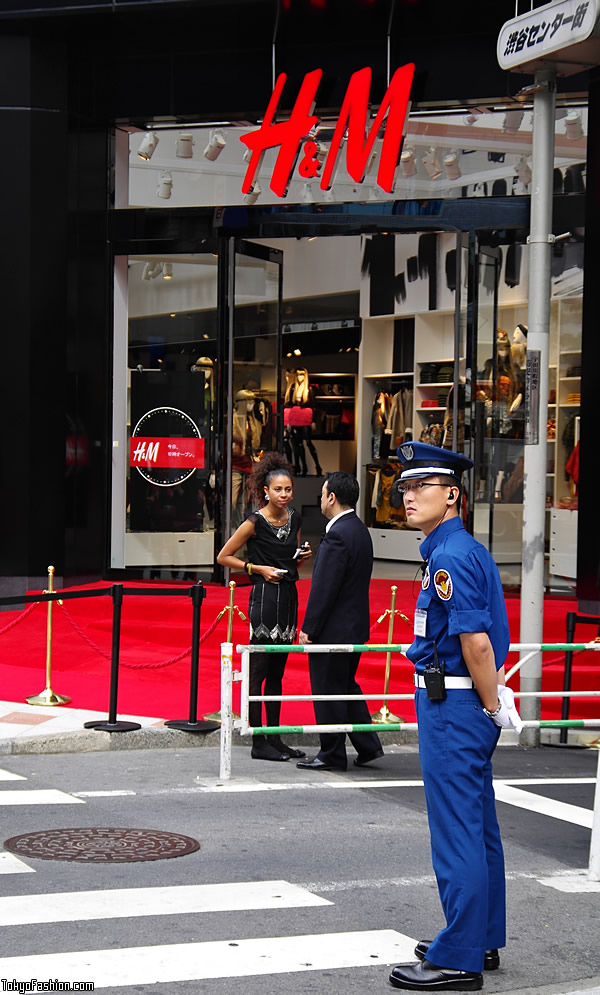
3 828 200 863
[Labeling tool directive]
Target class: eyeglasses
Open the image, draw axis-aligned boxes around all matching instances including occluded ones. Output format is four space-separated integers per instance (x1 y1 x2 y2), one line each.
398 482 454 496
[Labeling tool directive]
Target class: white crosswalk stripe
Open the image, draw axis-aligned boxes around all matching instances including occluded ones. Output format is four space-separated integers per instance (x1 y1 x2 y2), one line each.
0 929 416 987
0 788 84 806
0 768 26 781
0 852 34 875
0 881 332 926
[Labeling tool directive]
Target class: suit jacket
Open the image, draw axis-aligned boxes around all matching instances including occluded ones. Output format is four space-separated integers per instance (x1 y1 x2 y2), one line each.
302 511 373 644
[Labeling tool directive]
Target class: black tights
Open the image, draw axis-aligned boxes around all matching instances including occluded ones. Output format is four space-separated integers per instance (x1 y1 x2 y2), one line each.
249 651 287 744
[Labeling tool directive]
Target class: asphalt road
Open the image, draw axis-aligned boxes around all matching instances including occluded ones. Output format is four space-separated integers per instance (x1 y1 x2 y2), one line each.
0 743 599 995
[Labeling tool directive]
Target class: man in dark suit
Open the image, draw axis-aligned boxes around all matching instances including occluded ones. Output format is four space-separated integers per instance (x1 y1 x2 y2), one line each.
296 472 384 771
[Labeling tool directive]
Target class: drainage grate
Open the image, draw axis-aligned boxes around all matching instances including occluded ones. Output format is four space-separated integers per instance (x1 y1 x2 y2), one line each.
4 827 200 863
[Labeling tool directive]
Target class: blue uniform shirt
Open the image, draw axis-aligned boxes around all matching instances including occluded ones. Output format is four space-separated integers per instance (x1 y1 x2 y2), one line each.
407 517 510 677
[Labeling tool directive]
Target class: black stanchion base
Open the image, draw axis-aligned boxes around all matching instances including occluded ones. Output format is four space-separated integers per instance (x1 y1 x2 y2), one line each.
83 721 142 732
542 742 588 750
164 719 221 733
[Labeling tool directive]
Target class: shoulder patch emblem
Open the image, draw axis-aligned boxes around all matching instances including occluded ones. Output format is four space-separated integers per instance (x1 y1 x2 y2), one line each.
434 568 453 601
400 444 414 461
422 565 430 590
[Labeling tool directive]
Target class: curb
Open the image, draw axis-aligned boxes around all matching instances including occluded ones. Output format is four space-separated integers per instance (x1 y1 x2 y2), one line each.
1 724 596 756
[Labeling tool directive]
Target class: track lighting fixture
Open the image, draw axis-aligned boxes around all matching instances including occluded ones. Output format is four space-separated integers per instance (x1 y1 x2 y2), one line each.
203 129 226 161
422 147 442 180
142 262 163 281
503 110 524 134
443 152 461 181
157 172 173 199
176 133 194 158
244 181 261 205
515 156 532 186
565 111 583 140
163 263 173 280
400 148 416 177
137 132 159 160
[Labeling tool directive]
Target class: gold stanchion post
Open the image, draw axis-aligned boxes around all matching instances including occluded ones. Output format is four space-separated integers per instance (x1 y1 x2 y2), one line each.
204 581 245 722
371 584 409 724
26 565 71 706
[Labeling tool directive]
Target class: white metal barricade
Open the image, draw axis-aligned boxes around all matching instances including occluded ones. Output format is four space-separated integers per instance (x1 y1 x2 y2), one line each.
219 640 600 880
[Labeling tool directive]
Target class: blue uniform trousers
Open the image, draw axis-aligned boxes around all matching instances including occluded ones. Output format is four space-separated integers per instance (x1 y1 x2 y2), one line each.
415 687 506 974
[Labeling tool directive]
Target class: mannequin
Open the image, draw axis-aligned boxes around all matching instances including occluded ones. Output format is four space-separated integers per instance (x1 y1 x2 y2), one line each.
284 368 322 476
509 323 527 415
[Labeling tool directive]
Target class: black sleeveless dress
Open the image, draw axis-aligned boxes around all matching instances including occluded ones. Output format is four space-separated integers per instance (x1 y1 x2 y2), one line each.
246 508 302 644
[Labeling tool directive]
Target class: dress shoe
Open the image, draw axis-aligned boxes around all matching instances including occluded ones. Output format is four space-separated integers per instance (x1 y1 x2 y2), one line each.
389 959 483 991
415 941 499 972
296 756 346 771
353 748 384 767
250 745 290 762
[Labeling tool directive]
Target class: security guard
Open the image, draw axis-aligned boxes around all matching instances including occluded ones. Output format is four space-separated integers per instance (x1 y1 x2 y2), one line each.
389 442 522 993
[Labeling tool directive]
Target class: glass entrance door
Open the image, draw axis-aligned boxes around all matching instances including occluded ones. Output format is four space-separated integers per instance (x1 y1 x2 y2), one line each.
470 240 524 563
221 239 283 557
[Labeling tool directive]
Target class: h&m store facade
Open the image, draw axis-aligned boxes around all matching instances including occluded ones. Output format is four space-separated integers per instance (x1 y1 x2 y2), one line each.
2 0 599 610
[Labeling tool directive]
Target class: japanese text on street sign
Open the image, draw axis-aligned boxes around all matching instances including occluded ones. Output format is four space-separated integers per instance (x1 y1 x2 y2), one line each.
498 0 598 70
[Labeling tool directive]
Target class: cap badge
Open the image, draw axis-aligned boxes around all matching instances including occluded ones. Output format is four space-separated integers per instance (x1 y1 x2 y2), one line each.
434 569 453 601
400 444 414 461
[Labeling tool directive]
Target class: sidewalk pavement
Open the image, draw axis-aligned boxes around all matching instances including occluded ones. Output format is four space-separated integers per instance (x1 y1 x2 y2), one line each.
1 698 599 755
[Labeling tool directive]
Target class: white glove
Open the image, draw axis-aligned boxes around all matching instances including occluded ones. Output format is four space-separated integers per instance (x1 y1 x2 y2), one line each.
487 684 523 734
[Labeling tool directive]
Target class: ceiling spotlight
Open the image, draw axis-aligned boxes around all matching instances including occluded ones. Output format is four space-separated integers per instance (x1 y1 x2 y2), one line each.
244 181 261 205
422 147 442 180
163 263 173 280
203 128 226 161
565 111 583 140
157 172 173 199
176 133 194 158
142 261 163 281
515 156 532 186
400 148 416 177
137 132 159 160
293 348 302 356
443 152 461 181
503 110 524 134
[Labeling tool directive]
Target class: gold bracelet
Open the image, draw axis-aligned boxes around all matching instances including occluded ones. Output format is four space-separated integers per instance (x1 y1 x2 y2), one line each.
245 562 253 576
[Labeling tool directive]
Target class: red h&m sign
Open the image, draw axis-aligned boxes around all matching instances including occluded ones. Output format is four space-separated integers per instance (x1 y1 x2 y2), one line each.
129 437 205 469
241 63 415 198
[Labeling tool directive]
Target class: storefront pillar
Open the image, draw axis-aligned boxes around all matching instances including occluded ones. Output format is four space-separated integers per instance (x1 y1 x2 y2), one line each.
520 69 556 745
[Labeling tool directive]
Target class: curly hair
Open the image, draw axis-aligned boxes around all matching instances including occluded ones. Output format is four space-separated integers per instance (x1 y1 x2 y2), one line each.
249 451 295 506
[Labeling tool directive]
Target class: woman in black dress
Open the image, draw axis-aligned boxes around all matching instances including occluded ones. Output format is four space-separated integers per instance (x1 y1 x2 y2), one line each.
217 452 312 761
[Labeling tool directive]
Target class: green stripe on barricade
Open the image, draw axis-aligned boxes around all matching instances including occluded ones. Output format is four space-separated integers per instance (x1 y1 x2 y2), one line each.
254 723 408 734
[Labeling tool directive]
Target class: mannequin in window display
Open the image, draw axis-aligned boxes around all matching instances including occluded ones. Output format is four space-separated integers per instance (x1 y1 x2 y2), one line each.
284 368 322 477
231 389 256 530
476 329 522 501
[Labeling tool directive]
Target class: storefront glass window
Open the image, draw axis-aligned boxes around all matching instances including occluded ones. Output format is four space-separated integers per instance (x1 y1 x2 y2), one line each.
120 103 587 209
111 252 219 574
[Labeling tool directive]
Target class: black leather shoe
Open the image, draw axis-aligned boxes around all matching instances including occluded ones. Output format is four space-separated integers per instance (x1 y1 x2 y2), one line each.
296 756 346 771
353 748 384 766
389 959 483 991
415 942 499 972
250 745 290 762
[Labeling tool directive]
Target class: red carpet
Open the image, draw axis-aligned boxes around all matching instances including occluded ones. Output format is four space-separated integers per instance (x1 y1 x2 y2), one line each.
0 579 596 724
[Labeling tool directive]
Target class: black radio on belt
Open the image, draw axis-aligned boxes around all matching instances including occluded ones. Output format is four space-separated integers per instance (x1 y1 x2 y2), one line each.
424 642 447 701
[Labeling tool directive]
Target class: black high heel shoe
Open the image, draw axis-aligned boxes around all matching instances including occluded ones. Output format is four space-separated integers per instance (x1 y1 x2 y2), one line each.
268 736 306 759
